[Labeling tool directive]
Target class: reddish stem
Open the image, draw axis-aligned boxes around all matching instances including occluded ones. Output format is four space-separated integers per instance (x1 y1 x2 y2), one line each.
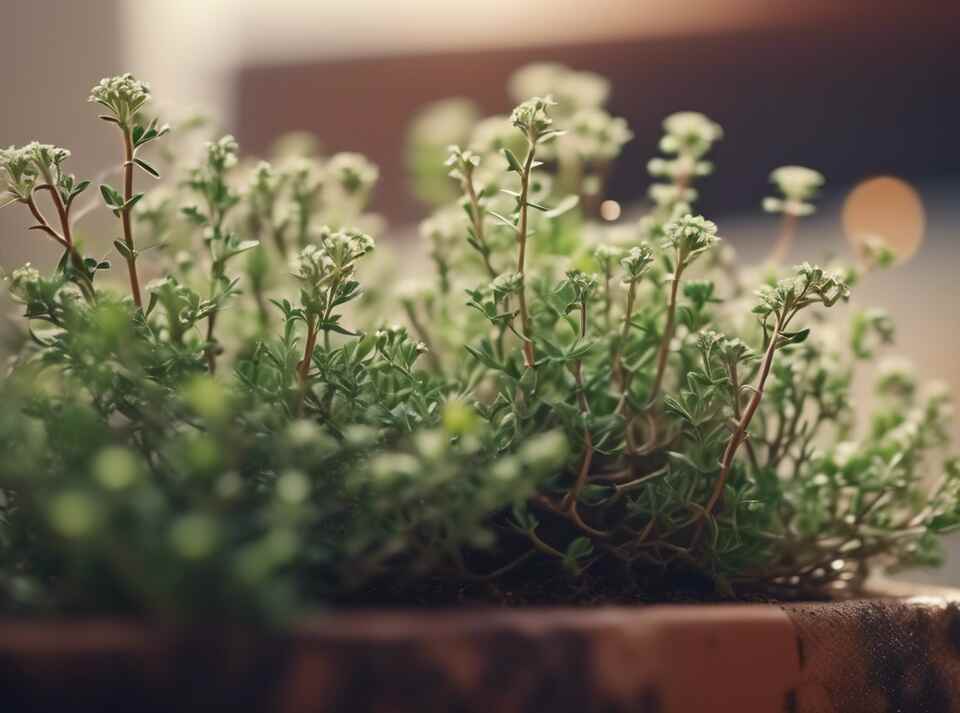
120 128 143 308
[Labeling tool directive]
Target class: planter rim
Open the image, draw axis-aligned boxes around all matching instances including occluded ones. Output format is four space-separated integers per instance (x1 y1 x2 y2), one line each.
2 580 959 713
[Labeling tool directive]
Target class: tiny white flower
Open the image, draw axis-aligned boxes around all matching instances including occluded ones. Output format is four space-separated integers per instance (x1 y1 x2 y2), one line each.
567 108 633 161
88 73 151 125
325 152 378 195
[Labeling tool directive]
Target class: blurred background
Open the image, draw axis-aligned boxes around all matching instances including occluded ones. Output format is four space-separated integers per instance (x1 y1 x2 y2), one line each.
2 0 959 582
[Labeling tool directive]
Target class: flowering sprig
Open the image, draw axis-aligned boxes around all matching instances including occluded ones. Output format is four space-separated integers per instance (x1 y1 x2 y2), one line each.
642 112 721 241
641 215 721 412
567 108 633 162
0 145 40 202
648 112 722 185
763 166 824 217
490 95 579 368
1 143 96 300
763 165 825 264
325 152 378 196
89 73 151 128
696 264 851 534
6 264 42 304
445 145 497 278
592 244 623 328
182 135 256 371
620 244 655 283
287 229 374 413
753 263 851 323
662 213 720 270
612 244 655 412
507 63 610 115
93 73 170 309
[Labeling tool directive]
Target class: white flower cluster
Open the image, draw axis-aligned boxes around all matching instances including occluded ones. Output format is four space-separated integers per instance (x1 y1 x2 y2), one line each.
88 73 151 125
508 63 610 115
469 115 518 156
661 112 723 154
648 183 697 208
592 243 623 270
763 166 824 217
510 96 557 137
567 108 633 161
649 112 722 179
1 142 71 200
662 214 721 264
444 144 481 182
410 98 479 148
205 135 239 171
491 271 524 299
7 263 41 303
324 228 375 266
420 204 468 253
1 146 37 200
290 228 374 298
290 243 332 286
325 153 378 196
876 356 916 397
619 245 655 282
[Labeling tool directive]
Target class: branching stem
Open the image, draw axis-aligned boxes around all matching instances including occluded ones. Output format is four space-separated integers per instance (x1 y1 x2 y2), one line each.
25 193 94 303
647 269 682 406
516 137 537 369
462 173 497 279
701 316 783 524
296 315 319 416
769 213 797 265
119 127 143 308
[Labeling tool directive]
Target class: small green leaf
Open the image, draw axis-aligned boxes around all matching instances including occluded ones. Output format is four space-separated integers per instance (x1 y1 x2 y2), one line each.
502 148 524 173
99 184 122 208
317 321 358 337
123 193 145 212
488 211 518 232
544 195 580 219
133 159 160 179
113 239 134 260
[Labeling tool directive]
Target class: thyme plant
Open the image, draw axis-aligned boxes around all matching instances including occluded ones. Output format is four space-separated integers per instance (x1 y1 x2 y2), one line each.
0 66 957 620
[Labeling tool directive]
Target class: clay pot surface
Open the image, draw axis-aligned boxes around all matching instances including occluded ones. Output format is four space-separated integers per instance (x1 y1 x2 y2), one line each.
2 583 959 712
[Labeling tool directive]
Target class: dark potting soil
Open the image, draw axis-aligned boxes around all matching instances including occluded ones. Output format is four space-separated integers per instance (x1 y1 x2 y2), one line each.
328 556 825 609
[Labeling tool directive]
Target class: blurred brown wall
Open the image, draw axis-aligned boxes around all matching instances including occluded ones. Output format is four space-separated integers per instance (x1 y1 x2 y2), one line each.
234 4 959 225
0 1 123 269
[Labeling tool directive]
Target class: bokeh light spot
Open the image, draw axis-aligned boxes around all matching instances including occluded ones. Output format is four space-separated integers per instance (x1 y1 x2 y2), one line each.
843 176 925 264
600 200 621 221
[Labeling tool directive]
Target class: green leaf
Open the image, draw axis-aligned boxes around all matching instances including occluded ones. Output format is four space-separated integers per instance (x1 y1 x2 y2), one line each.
123 193 145 212
566 537 594 560
225 240 260 260
780 328 811 346
544 195 579 219
317 320 358 337
133 159 160 179
488 211 518 232
70 180 92 198
537 129 565 145
113 239 135 261
502 148 524 173
99 184 122 208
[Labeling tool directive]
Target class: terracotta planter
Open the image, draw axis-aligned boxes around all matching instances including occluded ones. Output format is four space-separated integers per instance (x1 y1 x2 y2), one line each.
2 580 958 713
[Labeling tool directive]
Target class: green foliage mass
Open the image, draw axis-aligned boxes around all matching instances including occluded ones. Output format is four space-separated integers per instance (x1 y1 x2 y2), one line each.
0 65 956 621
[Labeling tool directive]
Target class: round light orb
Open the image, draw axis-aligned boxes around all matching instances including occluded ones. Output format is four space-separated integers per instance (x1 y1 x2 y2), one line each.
842 176 925 264
600 200 621 222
